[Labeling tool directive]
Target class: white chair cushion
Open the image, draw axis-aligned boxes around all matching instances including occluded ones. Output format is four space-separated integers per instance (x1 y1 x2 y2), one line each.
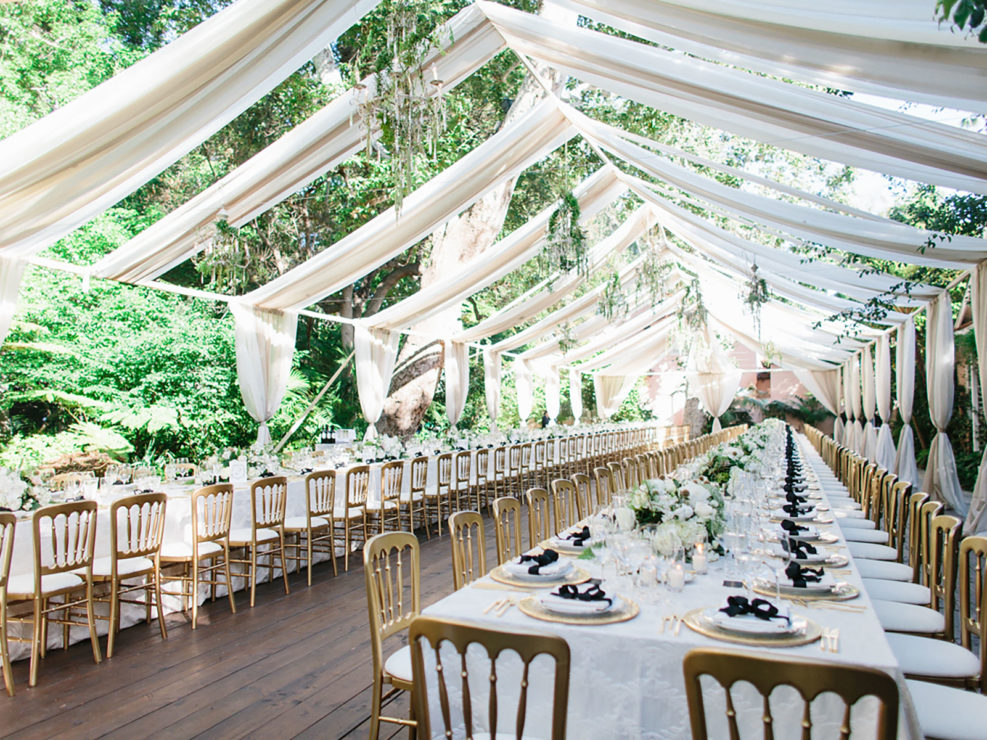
854 559 912 581
833 507 866 518
92 555 155 578
847 541 897 561
385 644 413 683
160 540 223 560
333 506 363 519
365 500 400 511
888 633 980 679
842 528 890 544
229 527 279 545
864 578 931 605
906 678 987 740
873 599 945 634
837 516 875 529
8 571 84 598
284 516 329 531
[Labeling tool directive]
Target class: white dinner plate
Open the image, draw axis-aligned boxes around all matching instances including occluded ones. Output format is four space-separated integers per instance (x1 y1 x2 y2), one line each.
503 557 574 581
539 591 618 615
771 507 816 521
708 606 798 636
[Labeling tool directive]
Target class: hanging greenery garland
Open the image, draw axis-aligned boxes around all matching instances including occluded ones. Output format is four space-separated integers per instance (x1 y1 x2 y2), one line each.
636 229 672 307
679 276 708 333
556 321 577 355
545 189 589 278
741 261 771 340
598 269 629 321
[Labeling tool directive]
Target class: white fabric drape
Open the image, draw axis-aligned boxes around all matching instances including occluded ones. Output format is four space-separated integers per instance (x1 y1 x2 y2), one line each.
544 367 560 423
444 341 470 429
895 316 920 487
0 0 377 257
354 325 400 440
0 256 27 347
923 292 967 514
849 355 864 456
792 368 839 416
834 416 845 446
876 334 897 473
230 302 298 446
483 348 501 425
862 345 877 461
967 263 987 533
687 332 742 432
594 375 636 419
515 360 533 423
570 367 583 421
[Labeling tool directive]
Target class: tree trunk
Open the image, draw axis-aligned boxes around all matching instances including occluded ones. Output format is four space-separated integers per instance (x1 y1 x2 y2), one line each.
376 70 559 438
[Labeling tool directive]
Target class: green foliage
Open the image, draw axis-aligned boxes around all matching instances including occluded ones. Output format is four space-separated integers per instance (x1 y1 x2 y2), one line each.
938 0 987 43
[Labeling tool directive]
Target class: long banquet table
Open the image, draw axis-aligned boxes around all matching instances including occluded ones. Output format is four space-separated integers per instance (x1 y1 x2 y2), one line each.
421 434 922 739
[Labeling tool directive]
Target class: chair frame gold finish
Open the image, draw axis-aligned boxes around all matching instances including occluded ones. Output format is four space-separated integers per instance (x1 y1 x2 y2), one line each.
492 446 508 500
607 461 625 490
364 532 419 739
406 456 429 538
594 466 616 507
448 511 486 590
491 496 523 565
473 447 490 512
284 470 337 586
7 501 102 688
0 512 15 695
338 465 370 571
453 450 473 514
508 444 523 497
550 479 580 534
228 476 290 607
533 439 547 489
526 487 551 550
571 473 592 520
93 492 168 658
683 648 899 740
425 452 454 537
958 535 987 693
409 615 570 740
160 483 237 630
520 442 534 493
367 460 403 536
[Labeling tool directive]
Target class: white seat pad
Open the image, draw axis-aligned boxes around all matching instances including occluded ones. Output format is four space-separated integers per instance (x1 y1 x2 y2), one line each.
365 500 400 511
854 559 912 581
906 678 987 740
837 517 875 529
847 541 897 561
385 644 412 683
864 578 931 605
842 528 890 544
160 540 223 560
888 633 980 679
92 555 155 578
873 600 945 634
8 571 85 598
333 506 364 519
284 516 329 530
229 527 279 545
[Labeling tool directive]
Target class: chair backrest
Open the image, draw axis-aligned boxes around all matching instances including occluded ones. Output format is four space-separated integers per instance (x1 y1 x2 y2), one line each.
436 453 453 488
927 514 961 638
305 469 336 519
550 479 579 533
0 512 15 591
380 461 404 504
520 443 532 469
914 499 945 587
526 487 551 549
409 616 570 740
958 535 987 691
886 480 911 561
491 497 522 565
448 511 486 590
508 445 522 473
906 491 930 581
364 532 420 682
621 457 639 489
250 476 288 530
683 648 899 740
109 493 168 564
409 456 428 494
593 466 615 507
493 446 507 477
533 439 546 467
192 484 234 549
571 473 592 519
454 451 471 488
607 461 625 490
474 448 489 483
33 501 99 580
346 465 371 506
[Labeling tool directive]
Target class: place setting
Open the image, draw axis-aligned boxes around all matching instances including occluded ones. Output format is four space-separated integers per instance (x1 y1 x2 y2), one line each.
517 580 640 625
683 593 823 648
489 548 592 589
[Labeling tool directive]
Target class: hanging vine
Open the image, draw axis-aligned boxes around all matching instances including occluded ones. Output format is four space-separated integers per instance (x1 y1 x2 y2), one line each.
598 269 629 321
678 276 708 332
544 189 589 278
636 230 672 308
741 261 770 340
556 321 578 355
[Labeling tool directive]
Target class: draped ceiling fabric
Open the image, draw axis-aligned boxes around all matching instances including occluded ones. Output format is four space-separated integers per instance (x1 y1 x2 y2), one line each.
444 341 470 429
515 360 534 422
230 302 298 446
483 348 501 425
0 256 26 348
353 326 400 440
861 345 877 462
793 368 839 417
895 316 920 487
544 367 561 423
850 355 864 457
833 365 846 446
594 375 635 419
924 293 968 514
687 330 742 433
570 367 583 421
875 334 897 473
967 262 987 534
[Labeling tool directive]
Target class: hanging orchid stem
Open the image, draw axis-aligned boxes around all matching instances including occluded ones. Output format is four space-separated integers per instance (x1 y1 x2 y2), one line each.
741 261 770 341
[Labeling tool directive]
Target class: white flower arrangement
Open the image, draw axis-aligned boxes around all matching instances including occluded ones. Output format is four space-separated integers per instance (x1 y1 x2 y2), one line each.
628 477 726 555
0 468 35 512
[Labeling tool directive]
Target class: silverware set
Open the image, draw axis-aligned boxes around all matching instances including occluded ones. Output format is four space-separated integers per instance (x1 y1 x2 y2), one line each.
483 597 517 617
820 627 840 653
660 614 682 635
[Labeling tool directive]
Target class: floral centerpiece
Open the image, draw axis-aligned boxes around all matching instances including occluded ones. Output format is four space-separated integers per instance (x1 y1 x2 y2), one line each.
627 477 726 555
0 468 41 512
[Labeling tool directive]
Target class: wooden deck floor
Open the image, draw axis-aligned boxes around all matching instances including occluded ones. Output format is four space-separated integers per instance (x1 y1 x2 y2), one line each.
0 513 507 740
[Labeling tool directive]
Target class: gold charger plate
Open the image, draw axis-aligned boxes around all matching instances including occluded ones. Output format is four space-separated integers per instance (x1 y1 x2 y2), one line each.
753 580 861 602
517 594 639 625
683 607 822 647
489 564 591 589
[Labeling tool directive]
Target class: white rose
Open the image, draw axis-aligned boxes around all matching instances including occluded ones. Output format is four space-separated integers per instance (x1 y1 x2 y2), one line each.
615 506 637 531
652 527 682 556
674 504 694 520
683 482 709 502
694 501 714 518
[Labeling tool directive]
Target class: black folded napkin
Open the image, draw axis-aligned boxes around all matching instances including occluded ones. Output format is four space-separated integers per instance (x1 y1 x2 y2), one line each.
299 468 313 474
719 595 789 623
565 526 591 546
782 537 817 559
785 491 808 505
785 561 825 588
112 480 125 486
780 519 809 536
781 502 811 517
260 470 275 478
554 583 612 606
519 548 560 575
137 488 155 494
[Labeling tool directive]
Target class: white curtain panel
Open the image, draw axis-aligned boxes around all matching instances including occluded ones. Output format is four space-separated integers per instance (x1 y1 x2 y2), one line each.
687 332 742 432
834 416 845 447
570 367 583 421
354 325 400 440
862 345 877 461
0 0 377 257
230 302 298 446
483 348 501 425
895 315 920 486
792 368 839 416
0 256 27 347
968 263 987 533
875 333 897 472
545 367 561 422
594 374 635 419
923 292 968 514
515 359 534 422
849 355 865 456
444 341 470 429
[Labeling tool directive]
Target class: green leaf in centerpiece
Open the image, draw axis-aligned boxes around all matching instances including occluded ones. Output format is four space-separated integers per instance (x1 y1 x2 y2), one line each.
577 545 597 560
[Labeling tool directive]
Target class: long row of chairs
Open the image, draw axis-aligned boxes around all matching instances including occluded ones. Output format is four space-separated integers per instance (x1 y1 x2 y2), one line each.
806 425 987 739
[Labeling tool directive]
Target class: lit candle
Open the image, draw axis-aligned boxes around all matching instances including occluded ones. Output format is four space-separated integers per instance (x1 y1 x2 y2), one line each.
668 563 685 591
693 543 708 575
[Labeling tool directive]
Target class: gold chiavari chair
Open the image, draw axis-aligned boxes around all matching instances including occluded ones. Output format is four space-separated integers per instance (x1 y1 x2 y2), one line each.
492 446 508 500
621 457 640 490
366 460 403 536
491 496 523 565
453 450 472 513
532 439 547 489
229 476 290 607
7 501 102 687
508 444 524 497
526 487 552 550
409 616 570 740
607 461 625 491
337 465 370 571
574 434 588 476
683 648 899 740
448 511 486 590
864 502 947 603
474 448 490 512
553 436 569 480
0 513 15 695
284 470 337 586
550 479 580 534
424 453 454 537
364 532 419 740
593 466 616 508
520 443 534 492
405 456 429 537
160 483 236 629
571 473 592 519
93 493 168 658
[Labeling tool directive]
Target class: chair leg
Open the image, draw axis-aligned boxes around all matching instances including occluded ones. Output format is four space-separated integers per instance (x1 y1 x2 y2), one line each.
0 593 11 696
85 580 102 665
306 531 313 586
249 546 257 608
224 552 237 615
369 674 383 740
191 559 200 629
154 570 168 640
344 519 351 572
279 535 290 595
107 579 120 659
28 597 42 688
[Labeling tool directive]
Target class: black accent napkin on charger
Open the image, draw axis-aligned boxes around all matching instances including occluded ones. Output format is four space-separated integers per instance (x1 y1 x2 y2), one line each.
519 548 559 574
553 583 612 606
783 537 817 559
780 519 809 536
785 561 825 588
719 595 789 624
564 526 591 546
